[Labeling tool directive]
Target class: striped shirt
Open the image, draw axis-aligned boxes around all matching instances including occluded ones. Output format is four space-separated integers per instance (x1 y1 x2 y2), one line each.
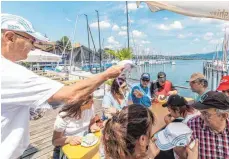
187 116 229 159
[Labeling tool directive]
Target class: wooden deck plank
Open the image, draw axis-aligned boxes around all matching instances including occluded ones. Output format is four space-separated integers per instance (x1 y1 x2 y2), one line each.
30 131 53 145
30 128 54 140
30 119 56 132
30 123 55 135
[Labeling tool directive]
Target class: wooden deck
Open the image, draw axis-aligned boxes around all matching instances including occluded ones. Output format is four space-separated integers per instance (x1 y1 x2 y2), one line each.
20 99 103 159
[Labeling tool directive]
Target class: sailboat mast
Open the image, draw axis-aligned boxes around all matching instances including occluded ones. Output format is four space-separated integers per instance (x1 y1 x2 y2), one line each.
96 10 102 71
126 1 130 49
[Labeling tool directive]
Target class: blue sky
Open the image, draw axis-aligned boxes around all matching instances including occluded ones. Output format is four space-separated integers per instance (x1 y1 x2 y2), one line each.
2 1 229 55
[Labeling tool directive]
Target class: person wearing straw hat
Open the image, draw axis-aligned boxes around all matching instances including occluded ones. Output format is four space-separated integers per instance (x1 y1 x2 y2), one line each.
217 75 229 97
1 13 124 159
187 72 208 102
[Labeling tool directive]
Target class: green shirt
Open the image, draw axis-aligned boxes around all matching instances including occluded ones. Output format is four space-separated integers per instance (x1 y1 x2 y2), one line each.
195 90 208 102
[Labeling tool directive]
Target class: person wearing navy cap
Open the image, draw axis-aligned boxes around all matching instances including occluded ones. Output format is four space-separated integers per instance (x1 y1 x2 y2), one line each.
130 73 152 107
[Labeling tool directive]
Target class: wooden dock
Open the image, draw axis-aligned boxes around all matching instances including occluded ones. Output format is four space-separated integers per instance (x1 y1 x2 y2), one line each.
20 99 103 159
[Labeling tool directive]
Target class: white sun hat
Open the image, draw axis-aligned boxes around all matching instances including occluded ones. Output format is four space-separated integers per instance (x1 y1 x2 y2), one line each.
154 122 193 151
1 13 49 42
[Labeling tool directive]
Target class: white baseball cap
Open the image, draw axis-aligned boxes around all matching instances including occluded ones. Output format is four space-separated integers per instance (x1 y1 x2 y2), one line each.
1 13 49 42
154 122 193 151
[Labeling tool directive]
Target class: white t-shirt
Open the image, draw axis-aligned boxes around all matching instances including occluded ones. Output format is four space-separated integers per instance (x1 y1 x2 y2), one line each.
1 57 64 159
54 106 95 137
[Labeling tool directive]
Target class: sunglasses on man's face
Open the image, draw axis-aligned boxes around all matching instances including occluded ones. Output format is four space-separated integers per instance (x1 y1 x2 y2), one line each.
14 32 36 45
191 80 197 84
142 79 150 82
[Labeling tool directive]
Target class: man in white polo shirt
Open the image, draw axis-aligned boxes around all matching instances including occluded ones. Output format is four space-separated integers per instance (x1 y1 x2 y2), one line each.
1 13 124 159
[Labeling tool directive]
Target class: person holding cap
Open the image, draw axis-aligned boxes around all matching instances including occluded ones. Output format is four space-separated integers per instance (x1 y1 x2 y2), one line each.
1 14 124 159
154 95 199 159
187 72 208 102
176 91 229 159
150 72 177 101
130 73 152 107
217 76 229 97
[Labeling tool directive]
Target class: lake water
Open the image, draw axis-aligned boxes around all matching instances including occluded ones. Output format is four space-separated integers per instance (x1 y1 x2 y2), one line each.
129 60 204 98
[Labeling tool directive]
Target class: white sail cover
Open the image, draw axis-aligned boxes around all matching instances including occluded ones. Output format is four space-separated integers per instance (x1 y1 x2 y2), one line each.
138 1 229 21
22 49 62 62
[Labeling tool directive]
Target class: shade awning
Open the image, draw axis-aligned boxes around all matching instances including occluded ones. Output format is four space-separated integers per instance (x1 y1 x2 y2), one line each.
22 49 62 62
138 1 229 21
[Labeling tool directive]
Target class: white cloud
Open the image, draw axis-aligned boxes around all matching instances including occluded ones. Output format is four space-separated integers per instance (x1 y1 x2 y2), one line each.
128 3 138 10
177 32 193 39
129 19 134 23
203 32 214 40
107 36 119 45
157 21 183 30
193 38 200 42
90 21 111 29
224 22 229 28
106 36 122 49
104 45 113 49
209 38 224 44
202 47 208 52
188 32 193 36
164 17 168 20
145 48 150 52
177 34 185 39
65 18 72 22
170 21 183 29
216 32 222 36
221 22 229 31
121 26 127 30
132 30 145 38
141 40 151 44
127 2 143 11
118 31 127 36
112 25 120 31
200 45 216 53
158 24 170 30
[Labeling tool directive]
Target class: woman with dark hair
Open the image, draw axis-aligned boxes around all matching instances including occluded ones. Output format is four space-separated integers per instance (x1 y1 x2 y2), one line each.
163 95 200 124
52 95 103 159
102 77 130 119
103 104 199 159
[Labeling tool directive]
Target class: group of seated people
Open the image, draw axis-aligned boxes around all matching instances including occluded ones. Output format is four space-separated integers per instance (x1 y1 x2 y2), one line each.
102 71 178 115
51 72 229 159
